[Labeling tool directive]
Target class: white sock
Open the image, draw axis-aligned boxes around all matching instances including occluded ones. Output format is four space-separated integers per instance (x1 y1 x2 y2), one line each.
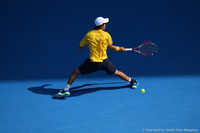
128 77 131 82
64 84 71 91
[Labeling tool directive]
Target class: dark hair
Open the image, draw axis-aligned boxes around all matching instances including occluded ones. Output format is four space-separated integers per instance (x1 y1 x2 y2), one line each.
94 25 101 30
94 23 105 30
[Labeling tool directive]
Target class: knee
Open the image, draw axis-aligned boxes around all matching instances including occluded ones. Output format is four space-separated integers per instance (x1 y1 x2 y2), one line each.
74 68 80 75
114 69 120 75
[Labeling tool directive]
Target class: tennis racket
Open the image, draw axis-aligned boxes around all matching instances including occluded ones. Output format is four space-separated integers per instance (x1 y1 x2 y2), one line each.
125 42 158 56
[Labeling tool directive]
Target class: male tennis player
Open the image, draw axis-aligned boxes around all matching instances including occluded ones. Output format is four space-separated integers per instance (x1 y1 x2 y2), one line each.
55 17 138 98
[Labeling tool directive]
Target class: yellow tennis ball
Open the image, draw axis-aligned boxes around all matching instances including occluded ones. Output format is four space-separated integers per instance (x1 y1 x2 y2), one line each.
141 89 145 93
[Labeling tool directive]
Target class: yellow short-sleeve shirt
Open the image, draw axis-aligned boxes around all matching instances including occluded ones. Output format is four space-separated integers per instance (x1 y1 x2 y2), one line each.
79 29 113 62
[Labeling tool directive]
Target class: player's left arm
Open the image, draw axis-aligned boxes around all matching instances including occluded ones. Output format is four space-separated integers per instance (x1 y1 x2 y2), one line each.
79 33 89 50
78 45 84 50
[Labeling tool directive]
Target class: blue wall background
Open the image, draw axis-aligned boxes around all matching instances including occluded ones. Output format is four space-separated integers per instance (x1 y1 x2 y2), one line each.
0 0 200 80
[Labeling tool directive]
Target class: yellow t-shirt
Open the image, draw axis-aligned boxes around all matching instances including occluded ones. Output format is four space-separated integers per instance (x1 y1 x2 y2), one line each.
79 29 113 62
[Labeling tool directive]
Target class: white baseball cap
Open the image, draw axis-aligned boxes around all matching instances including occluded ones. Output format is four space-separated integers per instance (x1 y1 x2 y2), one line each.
94 17 109 26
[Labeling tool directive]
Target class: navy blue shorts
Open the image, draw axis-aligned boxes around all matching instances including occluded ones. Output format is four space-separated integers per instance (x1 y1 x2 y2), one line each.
78 58 116 75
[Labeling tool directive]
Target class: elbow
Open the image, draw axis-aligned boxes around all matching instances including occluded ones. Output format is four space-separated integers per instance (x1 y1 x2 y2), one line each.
78 45 83 50
108 45 112 50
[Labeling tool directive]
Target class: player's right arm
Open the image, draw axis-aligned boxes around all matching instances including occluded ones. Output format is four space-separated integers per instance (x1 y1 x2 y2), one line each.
106 32 126 52
108 45 126 52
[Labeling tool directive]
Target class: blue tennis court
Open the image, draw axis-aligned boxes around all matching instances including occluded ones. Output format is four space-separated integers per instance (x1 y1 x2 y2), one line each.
0 75 199 133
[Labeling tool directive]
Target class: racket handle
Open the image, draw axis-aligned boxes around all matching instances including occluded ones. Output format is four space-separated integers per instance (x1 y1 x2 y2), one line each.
124 48 133 51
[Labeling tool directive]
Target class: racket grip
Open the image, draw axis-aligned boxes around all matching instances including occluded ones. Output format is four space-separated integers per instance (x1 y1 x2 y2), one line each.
124 48 133 51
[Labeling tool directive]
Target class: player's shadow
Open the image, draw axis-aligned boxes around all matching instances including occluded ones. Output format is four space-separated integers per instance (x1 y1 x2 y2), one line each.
28 82 132 99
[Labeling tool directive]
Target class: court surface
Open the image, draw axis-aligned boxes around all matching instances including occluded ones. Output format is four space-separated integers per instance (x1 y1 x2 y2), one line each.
0 75 199 133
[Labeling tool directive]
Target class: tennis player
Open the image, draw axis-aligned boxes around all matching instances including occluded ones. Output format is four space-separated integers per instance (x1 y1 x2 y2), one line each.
55 17 138 97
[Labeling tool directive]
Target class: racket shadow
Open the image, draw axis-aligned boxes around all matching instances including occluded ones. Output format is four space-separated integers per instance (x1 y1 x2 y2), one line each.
27 82 131 99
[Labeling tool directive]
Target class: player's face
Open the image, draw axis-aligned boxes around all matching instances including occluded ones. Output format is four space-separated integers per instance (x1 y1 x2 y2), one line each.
102 23 106 31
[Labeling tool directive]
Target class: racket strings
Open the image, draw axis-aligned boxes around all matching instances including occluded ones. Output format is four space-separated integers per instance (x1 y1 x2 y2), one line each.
140 44 158 55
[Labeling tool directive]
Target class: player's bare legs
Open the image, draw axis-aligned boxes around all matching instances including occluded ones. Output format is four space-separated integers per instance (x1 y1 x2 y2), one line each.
115 69 138 88
114 70 129 81
67 68 80 85
53 68 80 98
